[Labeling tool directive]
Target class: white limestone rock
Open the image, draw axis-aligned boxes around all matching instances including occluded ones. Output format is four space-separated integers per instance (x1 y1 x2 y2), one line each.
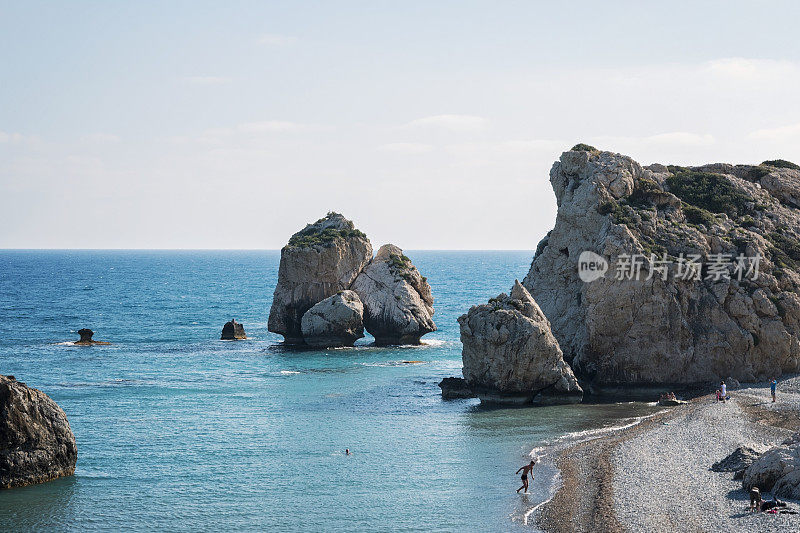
352 244 435 345
742 434 800 499
300 290 364 347
458 280 582 405
268 213 372 344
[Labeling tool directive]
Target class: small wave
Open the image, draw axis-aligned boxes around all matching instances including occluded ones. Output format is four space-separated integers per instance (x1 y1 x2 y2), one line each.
279 370 301 375
419 338 447 347
536 410 665 450
53 341 77 346
358 360 426 368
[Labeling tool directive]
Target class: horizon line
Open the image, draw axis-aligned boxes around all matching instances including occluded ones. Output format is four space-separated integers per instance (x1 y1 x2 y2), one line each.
0 248 534 252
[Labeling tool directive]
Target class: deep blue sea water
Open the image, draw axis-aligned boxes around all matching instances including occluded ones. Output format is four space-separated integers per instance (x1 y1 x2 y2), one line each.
0 250 656 532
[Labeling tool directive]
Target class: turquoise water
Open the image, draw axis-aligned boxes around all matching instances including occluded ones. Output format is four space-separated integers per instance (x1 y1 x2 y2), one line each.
0 251 655 532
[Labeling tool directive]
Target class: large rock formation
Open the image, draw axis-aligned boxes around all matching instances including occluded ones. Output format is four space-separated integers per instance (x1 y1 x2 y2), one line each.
221 319 246 340
300 290 364 347
0 375 77 489
268 213 372 344
523 147 800 386
458 281 583 404
742 434 800 498
352 244 436 345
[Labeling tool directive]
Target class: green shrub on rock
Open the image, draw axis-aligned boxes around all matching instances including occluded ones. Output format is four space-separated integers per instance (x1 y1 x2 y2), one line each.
762 159 800 171
665 171 752 217
571 143 598 152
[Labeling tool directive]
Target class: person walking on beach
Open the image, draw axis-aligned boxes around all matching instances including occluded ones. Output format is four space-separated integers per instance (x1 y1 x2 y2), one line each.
771 379 777 403
516 460 536 494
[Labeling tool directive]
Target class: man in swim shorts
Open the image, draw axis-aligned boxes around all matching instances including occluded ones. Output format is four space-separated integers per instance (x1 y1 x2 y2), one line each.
516 460 536 494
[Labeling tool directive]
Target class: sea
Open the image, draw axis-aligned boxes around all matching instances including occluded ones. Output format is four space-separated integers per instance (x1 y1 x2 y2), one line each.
0 250 658 532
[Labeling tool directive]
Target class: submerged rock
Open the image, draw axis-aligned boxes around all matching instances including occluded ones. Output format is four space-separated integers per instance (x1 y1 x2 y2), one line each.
352 244 435 345
73 329 109 346
657 398 688 406
438 377 476 400
523 148 800 386
743 436 800 497
221 319 247 340
268 212 372 344
458 280 582 405
0 375 77 489
300 290 364 347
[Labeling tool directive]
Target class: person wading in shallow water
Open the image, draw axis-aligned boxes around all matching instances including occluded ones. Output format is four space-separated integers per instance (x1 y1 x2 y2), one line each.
516 460 536 493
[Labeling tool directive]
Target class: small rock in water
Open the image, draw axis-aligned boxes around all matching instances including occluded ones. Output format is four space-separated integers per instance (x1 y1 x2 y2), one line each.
221 319 247 340
438 377 476 400
74 328 110 346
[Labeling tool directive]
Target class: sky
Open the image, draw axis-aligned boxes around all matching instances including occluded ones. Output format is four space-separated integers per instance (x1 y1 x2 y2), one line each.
2 1 800 250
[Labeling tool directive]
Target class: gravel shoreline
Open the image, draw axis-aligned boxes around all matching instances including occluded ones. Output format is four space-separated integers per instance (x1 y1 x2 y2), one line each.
536 378 800 533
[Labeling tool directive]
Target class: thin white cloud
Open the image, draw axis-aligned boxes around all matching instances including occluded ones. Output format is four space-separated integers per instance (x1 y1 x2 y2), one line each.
706 57 800 81
237 121 318 134
592 132 715 148
183 76 233 85
256 33 298 46
402 114 486 132
80 133 120 144
378 142 434 154
0 131 39 144
749 122 800 141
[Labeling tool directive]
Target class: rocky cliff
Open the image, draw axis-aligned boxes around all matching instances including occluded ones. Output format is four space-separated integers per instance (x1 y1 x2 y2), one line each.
352 244 436 345
0 375 77 489
268 212 372 344
523 147 800 387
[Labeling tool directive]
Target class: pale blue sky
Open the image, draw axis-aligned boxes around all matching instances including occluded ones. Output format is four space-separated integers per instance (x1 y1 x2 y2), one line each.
2 1 800 248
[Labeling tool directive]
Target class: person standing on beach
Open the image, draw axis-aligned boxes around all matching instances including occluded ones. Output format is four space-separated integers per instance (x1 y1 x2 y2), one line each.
516 460 536 494
720 381 727 402
771 379 777 403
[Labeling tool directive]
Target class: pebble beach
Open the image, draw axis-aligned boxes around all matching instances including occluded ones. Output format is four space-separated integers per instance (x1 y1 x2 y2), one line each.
537 378 800 533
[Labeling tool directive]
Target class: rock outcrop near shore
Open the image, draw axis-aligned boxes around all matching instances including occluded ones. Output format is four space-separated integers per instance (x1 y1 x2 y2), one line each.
268 213 372 344
743 433 800 498
300 290 364 347
523 147 800 386
438 377 475 399
0 375 77 489
221 319 246 340
458 281 582 404
352 244 436 345
268 214 435 346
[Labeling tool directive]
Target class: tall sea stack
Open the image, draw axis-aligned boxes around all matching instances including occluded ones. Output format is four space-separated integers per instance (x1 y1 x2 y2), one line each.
268 213 436 346
268 212 372 344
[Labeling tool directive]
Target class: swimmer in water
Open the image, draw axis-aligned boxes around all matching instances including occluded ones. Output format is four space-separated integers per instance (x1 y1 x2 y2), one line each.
516 460 536 493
